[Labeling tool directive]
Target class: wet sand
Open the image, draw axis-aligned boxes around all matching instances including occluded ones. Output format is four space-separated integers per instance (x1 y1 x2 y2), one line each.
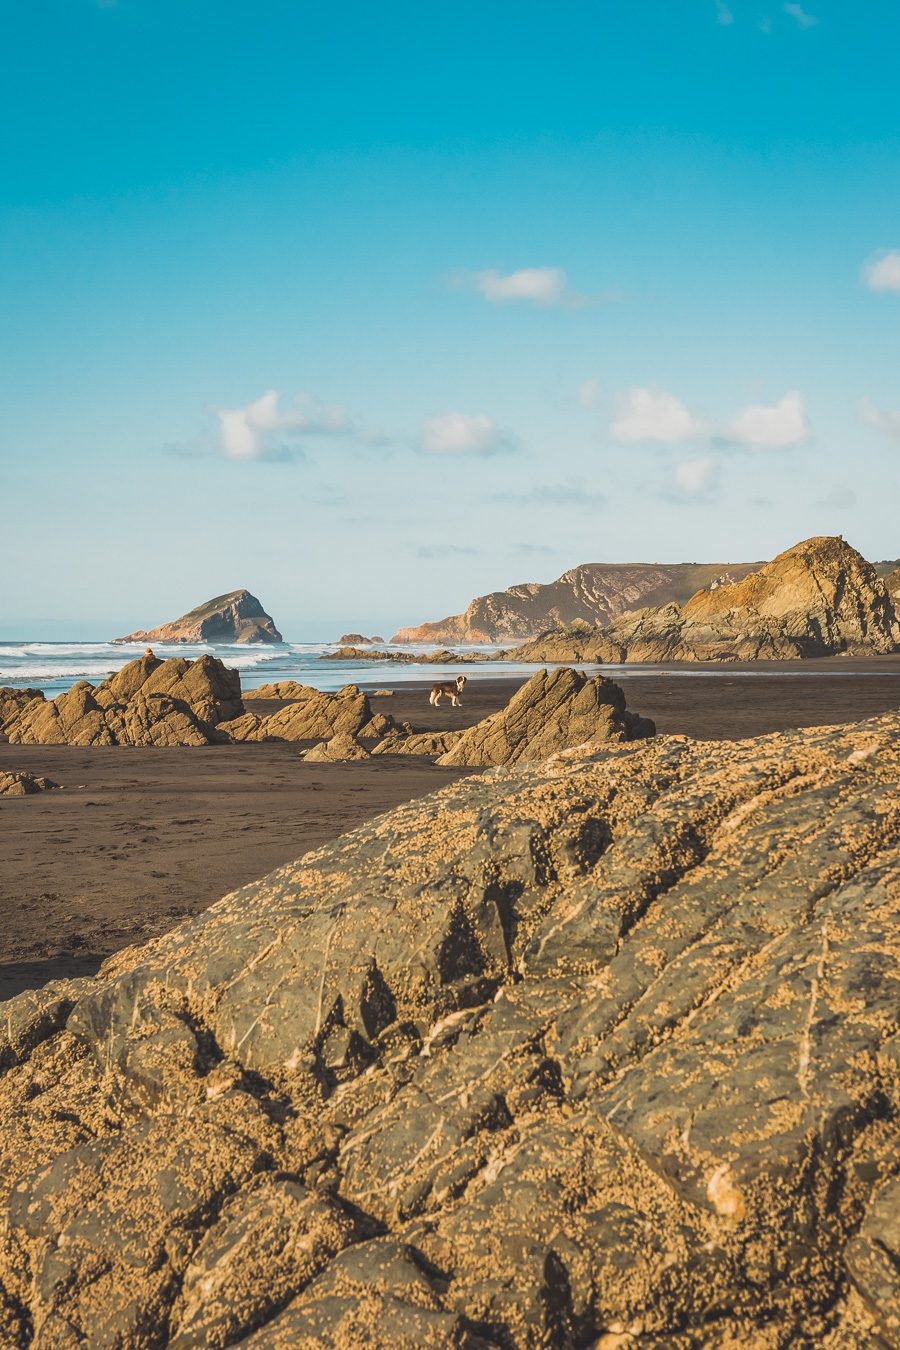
2 658 898 1000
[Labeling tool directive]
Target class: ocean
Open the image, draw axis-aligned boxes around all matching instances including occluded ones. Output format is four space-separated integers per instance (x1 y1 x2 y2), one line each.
1 640 890 701
0 640 523 697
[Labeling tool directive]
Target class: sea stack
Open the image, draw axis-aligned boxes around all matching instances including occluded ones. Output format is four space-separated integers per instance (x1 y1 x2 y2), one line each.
114 589 283 645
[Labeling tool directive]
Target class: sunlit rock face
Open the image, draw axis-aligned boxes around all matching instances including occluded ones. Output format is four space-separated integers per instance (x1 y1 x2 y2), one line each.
0 711 898 1347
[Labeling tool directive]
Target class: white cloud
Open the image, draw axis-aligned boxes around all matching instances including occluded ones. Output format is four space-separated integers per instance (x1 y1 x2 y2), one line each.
726 391 808 449
864 250 900 293
784 3 817 27
611 387 705 444
861 398 900 443
458 263 591 309
578 376 600 408
215 390 348 460
422 411 513 457
674 456 719 494
715 0 735 24
475 267 566 305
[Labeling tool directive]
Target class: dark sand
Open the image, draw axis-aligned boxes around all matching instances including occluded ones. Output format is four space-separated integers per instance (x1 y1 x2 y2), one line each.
2 658 898 1001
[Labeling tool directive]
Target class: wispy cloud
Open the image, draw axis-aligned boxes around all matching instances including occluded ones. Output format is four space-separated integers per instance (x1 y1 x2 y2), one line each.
725 390 808 449
491 480 605 509
421 411 515 457
863 250 900 293
674 456 719 494
513 543 565 556
417 544 479 559
215 390 349 461
816 486 857 509
784 3 817 27
578 376 600 409
472 266 582 307
450 265 603 309
611 387 706 444
861 398 900 443
715 0 735 24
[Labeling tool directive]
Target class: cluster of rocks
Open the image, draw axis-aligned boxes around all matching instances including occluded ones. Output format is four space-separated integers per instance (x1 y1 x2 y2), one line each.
0 770 60 797
286 670 654 767
337 632 386 645
114 588 282 646
513 537 900 664
0 709 897 1346
0 660 652 764
1 654 243 748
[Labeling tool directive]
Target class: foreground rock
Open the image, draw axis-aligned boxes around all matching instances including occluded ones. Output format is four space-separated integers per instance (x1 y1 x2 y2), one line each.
114 588 283 645
0 770 60 797
0 711 897 1346
516 537 900 664
2 655 243 746
437 667 654 766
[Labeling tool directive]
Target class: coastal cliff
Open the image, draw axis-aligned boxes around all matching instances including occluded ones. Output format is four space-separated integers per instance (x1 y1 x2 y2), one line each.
392 560 762 643
114 589 282 646
512 536 900 663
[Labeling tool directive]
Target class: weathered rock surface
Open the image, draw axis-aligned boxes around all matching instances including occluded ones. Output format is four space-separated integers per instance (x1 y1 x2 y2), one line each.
437 667 654 767
3 655 242 746
338 633 386 645
392 561 763 644
226 683 398 745
301 732 372 763
514 537 900 664
1 711 897 1346
885 566 900 603
114 588 283 645
0 688 45 736
372 728 464 758
0 770 60 797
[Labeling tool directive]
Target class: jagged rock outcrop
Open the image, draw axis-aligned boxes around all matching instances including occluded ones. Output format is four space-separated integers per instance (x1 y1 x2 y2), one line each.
513 537 900 664
0 688 45 736
3 655 242 747
681 535 900 655
393 561 762 644
884 566 900 602
0 712 898 1346
114 589 283 645
0 770 60 797
515 607 805 664
338 633 385 645
436 667 654 767
225 684 395 745
372 728 464 758
301 732 372 763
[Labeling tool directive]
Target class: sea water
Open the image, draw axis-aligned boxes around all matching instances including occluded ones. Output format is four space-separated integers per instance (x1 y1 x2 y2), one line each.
0 640 891 700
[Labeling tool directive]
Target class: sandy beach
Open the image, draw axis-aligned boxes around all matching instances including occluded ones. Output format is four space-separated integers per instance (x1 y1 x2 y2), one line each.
2 660 899 1002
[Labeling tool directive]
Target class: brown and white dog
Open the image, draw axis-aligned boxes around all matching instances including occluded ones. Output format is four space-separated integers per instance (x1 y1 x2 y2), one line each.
429 674 467 707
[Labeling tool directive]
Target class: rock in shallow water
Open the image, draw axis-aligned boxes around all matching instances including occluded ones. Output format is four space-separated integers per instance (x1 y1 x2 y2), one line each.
0 712 898 1346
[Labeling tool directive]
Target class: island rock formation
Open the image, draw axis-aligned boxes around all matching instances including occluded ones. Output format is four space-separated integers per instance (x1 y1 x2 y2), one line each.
114 589 282 645
338 633 385 645
0 711 897 1346
392 561 762 644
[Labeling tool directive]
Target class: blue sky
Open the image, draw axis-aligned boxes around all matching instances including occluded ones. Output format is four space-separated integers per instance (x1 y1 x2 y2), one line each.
1 0 898 639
